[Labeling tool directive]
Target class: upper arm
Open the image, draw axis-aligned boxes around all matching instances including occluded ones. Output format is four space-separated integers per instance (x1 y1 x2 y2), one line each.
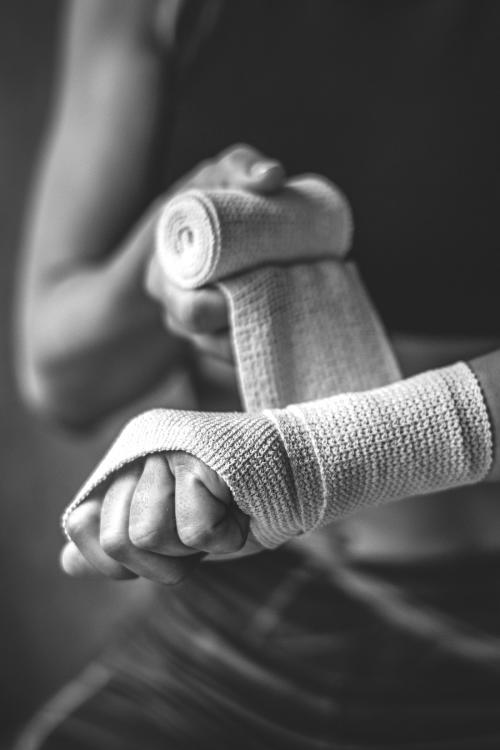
14 1 188 425
24 0 181 283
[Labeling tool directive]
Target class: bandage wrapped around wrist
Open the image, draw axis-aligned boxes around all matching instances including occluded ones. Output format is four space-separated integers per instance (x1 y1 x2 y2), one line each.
63 362 493 548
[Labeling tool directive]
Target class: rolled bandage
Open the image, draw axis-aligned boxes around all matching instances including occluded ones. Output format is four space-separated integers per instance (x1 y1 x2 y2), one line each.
155 177 399 411
63 362 493 548
156 176 353 289
69 176 488 545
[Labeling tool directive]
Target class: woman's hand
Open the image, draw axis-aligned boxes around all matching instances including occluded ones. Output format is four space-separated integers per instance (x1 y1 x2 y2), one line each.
61 451 259 584
145 144 286 367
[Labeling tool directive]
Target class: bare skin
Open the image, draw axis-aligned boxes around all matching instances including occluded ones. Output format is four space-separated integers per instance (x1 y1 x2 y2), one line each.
16 0 283 427
17 1 500 584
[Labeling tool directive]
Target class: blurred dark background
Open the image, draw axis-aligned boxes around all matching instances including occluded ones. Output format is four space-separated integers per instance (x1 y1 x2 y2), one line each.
0 2 149 743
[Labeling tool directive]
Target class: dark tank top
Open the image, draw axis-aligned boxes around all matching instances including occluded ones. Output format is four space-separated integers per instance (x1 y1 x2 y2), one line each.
165 0 500 336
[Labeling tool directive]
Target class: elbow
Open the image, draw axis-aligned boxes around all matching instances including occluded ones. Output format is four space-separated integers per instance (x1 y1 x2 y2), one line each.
15 349 102 433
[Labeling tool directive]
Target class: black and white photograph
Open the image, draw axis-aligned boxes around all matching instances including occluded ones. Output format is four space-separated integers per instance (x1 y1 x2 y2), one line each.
2 1 500 747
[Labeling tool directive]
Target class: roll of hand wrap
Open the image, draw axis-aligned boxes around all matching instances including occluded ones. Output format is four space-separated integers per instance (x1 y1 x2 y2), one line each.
156 176 351 290
62 179 493 547
155 176 400 409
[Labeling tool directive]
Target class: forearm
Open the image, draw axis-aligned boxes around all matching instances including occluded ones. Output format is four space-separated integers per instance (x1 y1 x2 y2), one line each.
15 0 183 427
17 261 184 428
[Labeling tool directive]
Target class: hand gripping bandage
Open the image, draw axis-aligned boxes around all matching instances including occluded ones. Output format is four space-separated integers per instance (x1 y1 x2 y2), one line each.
62 177 493 546
155 176 400 409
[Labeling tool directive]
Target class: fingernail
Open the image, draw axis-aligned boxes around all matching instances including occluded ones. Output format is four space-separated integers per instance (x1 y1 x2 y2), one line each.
250 160 281 178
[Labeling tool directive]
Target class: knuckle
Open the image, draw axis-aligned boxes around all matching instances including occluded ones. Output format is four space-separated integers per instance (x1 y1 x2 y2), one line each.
219 142 252 162
171 452 196 473
99 529 130 560
66 511 87 541
104 479 124 505
173 462 201 490
65 503 96 540
179 524 216 550
129 523 163 551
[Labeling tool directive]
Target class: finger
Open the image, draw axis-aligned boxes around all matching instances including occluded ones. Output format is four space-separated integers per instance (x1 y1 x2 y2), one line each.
217 144 286 194
60 541 110 578
100 463 201 584
167 157 224 192
186 330 234 363
173 146 285 193
164 313 233 363
66 499 135 580
160 282 229 334
99 463 143 562
129 454 194 556
169 453 248 555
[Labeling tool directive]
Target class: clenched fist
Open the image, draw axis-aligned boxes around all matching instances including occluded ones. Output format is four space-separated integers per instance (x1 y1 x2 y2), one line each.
61 451 257 585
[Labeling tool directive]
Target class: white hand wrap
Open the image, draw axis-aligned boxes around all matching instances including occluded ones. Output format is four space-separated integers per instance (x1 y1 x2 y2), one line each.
156 176 352 289
63 362 493 548
155 177 399 411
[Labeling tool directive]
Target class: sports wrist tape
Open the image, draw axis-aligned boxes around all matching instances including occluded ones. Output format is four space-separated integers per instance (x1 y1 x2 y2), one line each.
63 362 492 548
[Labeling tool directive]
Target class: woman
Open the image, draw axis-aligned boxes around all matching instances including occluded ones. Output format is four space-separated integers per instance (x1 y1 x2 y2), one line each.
15 1 500 747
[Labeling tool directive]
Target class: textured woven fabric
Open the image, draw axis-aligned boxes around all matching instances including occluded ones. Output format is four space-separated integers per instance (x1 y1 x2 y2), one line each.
62 180 493 546
63 176 399 539
223 261 400 410
156 176 399 410
156 176 352 289
264 362 493 546
63 363 492 547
